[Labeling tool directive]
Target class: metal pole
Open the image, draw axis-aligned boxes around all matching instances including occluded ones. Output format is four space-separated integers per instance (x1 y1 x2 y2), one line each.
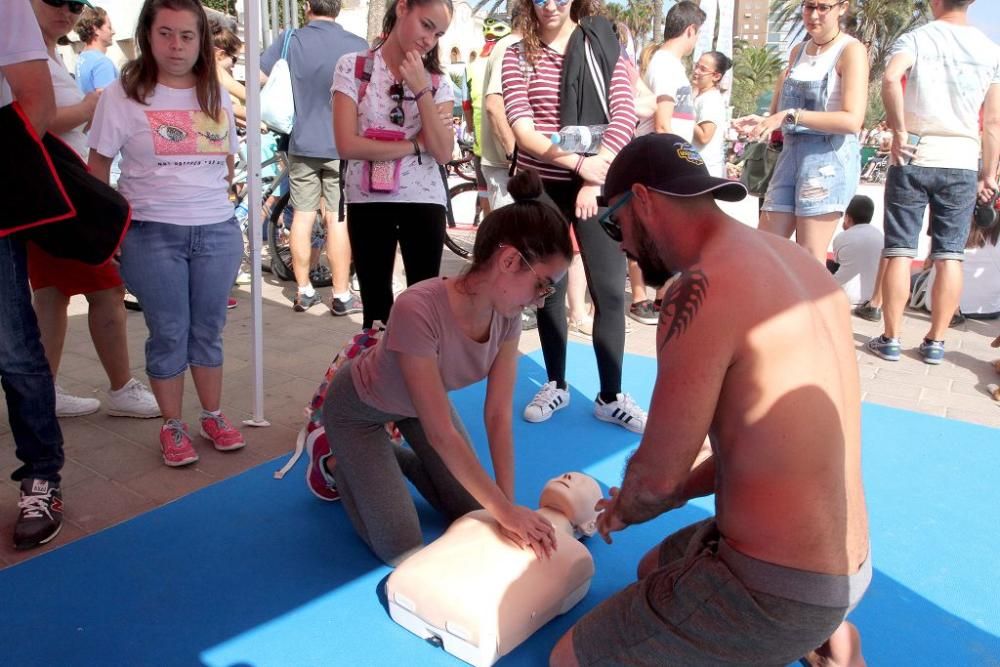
269 0 280 45
243 0 270 429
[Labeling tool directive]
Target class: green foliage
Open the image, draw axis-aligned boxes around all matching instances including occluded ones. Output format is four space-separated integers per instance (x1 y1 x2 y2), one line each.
202 0 234 16
730 41 785 117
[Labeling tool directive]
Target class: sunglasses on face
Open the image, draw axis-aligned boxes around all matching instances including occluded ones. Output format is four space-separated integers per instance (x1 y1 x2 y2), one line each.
532 0 572 8
598 191 633 243
800 0 846 15
41 0 86 14
389 82 405 127
693 64 718 75
509 246 557 299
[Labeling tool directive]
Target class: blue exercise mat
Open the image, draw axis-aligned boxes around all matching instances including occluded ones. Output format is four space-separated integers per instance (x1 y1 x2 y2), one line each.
0 344 997 666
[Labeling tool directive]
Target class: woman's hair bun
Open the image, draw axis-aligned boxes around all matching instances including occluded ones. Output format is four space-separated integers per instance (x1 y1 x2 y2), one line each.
507 169 544 202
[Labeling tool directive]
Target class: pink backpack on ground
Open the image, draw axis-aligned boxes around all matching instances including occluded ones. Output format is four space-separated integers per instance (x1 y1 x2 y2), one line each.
273 328 382 480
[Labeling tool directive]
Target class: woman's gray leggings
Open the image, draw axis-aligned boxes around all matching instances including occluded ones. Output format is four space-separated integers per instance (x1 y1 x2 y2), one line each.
322 364 481 566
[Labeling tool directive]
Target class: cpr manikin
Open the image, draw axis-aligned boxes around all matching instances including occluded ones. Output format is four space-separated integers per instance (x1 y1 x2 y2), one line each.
386 472 603 666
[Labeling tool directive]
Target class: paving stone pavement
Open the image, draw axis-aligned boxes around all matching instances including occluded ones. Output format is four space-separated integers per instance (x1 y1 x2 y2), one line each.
3 209 998 569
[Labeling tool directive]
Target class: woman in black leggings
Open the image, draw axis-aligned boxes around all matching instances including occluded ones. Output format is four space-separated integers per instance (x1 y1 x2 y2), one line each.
501 0 647 433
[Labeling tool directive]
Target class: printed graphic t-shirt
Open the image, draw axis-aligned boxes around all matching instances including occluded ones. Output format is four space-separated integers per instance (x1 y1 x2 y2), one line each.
638 49 695 139
89 81 237 225
891 21 1000 171
351 277 521 417
333 49 454 206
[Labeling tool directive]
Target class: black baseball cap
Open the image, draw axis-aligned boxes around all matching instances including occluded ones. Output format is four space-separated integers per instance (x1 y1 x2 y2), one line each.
602 134 747 204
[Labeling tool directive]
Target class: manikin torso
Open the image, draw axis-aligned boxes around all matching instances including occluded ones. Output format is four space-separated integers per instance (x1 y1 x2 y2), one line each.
386 473 602 666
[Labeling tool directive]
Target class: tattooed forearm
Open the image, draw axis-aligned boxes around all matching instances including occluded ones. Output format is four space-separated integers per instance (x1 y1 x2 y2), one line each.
617 453 682 526
658 268 709 350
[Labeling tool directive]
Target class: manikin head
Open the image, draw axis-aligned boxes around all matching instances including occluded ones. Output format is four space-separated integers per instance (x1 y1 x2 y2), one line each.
539 473 603 537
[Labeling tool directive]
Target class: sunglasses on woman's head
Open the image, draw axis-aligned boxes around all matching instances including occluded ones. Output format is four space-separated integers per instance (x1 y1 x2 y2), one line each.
41 0 86 14
389 82 405 127
532 0 572 8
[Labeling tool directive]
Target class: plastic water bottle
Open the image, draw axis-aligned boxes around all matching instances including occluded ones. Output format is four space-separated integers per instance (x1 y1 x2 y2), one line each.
234 201 249 227
550 125 607 154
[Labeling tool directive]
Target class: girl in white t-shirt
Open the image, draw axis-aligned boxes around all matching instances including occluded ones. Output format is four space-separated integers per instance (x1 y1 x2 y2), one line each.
88 0 243 469
691 51 731 178
26 0 158 421
333 0 457 330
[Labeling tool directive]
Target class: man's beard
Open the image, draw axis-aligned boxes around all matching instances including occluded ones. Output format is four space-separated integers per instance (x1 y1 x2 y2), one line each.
627 218 674 288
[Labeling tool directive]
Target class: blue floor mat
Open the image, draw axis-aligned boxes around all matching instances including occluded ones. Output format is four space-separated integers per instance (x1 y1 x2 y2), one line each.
1 344 998 666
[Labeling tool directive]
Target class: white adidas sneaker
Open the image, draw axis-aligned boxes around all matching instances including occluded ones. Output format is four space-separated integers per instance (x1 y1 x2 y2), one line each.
522 381 570 423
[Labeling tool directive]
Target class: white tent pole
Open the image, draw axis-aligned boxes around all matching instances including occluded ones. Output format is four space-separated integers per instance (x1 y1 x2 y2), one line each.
243 0 270 428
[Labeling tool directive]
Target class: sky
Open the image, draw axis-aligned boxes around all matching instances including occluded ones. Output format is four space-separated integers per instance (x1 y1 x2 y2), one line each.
968 1 1000 44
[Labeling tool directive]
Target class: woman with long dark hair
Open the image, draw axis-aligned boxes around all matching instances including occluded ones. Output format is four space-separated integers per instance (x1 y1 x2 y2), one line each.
501 0 646 433
333 0 457 330
88 0 244 467
312 170 572 566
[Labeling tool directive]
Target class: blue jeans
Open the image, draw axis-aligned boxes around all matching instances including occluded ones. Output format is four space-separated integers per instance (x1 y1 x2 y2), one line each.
0 235 64 483
763 133 860 217
119 218 242 380
882 165 977 261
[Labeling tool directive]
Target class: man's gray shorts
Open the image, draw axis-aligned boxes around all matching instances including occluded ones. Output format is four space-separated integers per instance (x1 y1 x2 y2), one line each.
573 519 872 666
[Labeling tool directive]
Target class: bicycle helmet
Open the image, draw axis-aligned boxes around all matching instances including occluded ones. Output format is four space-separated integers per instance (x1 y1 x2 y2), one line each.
483 17 511 40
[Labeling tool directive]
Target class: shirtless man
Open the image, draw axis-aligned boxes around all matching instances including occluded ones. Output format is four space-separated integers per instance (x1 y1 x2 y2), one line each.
549 133 871 667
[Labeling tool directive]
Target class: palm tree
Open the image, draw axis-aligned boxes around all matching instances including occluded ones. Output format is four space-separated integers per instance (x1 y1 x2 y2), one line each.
770 0 930 81
730 41 785 115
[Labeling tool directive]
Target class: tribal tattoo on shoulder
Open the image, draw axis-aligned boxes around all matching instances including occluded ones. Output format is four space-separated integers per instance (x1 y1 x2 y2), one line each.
658 269 709 352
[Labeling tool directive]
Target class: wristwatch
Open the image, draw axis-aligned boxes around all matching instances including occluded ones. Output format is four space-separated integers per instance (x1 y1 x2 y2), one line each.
784 109 797 126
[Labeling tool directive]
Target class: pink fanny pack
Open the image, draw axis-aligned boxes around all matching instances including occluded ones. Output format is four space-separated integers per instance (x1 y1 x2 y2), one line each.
362 128 406 193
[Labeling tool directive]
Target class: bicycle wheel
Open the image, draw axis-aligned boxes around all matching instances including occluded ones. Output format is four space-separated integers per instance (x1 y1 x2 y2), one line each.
267 191 295 282
444 181 481 260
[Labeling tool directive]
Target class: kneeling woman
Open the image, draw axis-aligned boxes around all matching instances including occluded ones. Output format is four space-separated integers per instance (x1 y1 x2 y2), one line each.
314 171 571 565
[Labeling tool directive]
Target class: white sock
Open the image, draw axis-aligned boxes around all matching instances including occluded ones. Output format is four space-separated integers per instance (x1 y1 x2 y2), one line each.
298 285 315 297
333 291 351 302
202 409 221 418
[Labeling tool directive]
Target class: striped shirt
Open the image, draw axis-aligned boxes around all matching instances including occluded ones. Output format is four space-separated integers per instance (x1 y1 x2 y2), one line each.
502 40 636 182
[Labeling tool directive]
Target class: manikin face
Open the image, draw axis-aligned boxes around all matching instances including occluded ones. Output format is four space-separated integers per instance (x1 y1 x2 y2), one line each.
395 0 452 57
149 8 202 83
539 472 603 536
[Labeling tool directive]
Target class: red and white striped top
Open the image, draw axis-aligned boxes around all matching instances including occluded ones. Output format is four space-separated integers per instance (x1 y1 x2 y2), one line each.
502 40 636 182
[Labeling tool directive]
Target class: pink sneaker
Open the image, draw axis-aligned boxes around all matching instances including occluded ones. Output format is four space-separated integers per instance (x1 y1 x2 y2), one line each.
160 420 199 467
305 428 339 501
199 412 246 451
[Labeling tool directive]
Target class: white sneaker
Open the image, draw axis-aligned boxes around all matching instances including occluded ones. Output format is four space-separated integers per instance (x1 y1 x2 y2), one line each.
594 393 647 433
523 381 570 423
55 385 100 417
106 378 161 418
234 270 252 285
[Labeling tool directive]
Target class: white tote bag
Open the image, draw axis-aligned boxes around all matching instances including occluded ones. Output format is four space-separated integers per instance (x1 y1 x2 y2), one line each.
260 29 295 134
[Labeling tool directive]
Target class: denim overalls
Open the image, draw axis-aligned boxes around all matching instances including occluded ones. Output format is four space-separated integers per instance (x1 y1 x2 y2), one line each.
762 38 860 217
